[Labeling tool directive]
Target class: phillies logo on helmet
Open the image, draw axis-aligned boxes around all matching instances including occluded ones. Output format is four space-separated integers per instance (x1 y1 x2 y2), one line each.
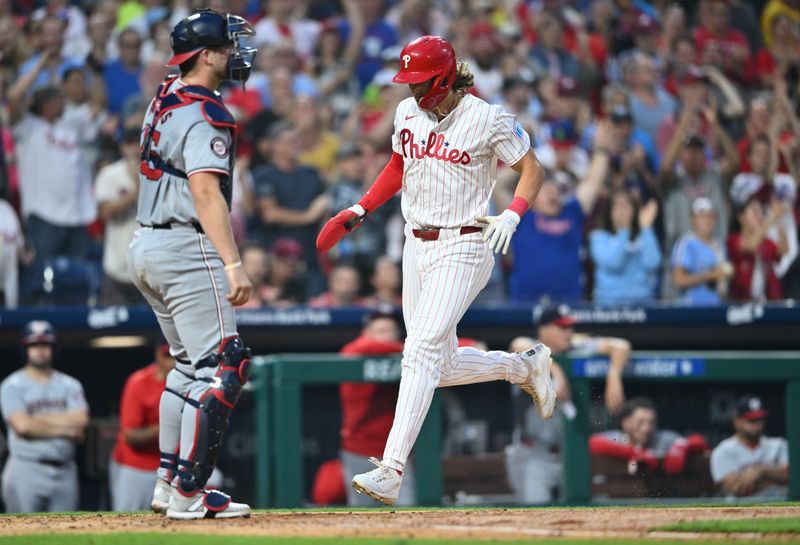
392 36 457 110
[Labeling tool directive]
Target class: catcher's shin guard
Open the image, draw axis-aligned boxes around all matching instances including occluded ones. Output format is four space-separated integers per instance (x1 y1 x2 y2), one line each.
178 336 252 493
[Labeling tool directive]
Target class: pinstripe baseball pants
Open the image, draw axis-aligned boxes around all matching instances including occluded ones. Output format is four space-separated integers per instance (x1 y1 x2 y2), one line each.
382 226 530 471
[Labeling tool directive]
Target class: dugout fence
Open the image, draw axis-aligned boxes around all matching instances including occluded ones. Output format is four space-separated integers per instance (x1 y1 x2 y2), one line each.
252 351 800 508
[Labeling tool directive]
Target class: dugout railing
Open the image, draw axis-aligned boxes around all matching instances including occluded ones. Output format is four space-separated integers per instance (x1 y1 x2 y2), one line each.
560 351 800 504
252 351 800 507
252 354 442 508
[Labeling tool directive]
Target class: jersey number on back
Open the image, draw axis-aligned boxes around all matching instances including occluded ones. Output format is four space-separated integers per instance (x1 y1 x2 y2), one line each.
140 125 163 181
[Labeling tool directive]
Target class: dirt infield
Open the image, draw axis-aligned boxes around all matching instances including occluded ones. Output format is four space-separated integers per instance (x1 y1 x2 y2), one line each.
0 505 798 541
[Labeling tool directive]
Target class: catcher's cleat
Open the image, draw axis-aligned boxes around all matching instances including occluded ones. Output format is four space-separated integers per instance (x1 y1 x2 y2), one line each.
151 477 172 514
166 488 251 520
519 343 557 419
351 457 402 506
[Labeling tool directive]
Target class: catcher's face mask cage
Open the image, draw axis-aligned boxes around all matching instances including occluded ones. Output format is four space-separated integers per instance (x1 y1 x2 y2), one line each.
226 14 256 86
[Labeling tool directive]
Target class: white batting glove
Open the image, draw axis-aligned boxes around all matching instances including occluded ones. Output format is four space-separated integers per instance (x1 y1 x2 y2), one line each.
475 209 521 255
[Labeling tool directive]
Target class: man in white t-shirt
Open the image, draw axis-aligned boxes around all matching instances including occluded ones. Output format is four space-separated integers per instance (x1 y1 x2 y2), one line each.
96 127 142 305
0 199 24 308
7 50 96 262
710 395 789 500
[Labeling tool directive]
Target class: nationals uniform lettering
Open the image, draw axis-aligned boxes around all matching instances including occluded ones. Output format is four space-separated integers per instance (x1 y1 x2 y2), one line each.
127 9 256 520
137 79 234 228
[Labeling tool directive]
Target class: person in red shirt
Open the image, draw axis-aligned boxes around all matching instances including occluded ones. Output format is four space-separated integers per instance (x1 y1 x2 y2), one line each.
109 338 175 511
338 310 416 506
693 0 755 86
728 198 788 301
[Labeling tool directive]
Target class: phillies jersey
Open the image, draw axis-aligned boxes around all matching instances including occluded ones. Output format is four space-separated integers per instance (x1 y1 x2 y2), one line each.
391 94 530 229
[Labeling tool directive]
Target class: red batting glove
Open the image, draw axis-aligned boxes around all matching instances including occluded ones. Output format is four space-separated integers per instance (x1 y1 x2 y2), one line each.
316 205 367 252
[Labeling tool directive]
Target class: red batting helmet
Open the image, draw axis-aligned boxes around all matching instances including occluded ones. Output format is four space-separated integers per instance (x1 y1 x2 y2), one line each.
392 36 456 110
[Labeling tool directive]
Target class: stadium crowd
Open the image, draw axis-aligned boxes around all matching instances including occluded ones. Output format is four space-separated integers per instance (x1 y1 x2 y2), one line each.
0 0 797 309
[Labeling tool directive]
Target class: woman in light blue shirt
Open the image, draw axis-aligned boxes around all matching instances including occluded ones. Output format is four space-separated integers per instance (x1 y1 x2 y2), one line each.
590 191 662 305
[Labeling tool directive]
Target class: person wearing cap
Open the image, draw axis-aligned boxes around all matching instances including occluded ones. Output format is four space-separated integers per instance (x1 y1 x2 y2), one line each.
710 395 788 499
512 306 632 418
109 337 176 511
659 99 739 255
671 197 733 305
533 118 589 194
263 237 307 306
0 321 88 512
96 126 144 306
465 22 504 100
608 12 665 83
505 307 632 503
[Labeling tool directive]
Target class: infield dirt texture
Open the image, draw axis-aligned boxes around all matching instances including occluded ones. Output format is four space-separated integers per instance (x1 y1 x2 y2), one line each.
1 505 799 543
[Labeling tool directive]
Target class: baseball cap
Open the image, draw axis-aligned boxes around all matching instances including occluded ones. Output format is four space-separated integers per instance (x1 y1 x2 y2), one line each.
683 132 706 149
537 305 577 328
556 76 580 97
336 143 362 161
272 237 303 259
691 197 714 215
633 13 660 35
610 104 633 123
679 65 707 86
550 119 578 150
734 395 767 420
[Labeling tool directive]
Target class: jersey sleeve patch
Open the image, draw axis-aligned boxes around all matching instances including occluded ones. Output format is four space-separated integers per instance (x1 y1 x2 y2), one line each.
514 121 526 142
210 137 229 158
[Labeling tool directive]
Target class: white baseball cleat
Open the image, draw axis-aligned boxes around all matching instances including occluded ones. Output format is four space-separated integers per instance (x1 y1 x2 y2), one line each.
519 343 557 419
166 487 251 520
351 457 403 506
151 477 172 514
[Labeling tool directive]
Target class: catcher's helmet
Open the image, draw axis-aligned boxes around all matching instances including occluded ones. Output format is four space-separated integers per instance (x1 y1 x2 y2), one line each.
167 9 231 67
167 9 256 83
21 320 57 346
393 36 457 110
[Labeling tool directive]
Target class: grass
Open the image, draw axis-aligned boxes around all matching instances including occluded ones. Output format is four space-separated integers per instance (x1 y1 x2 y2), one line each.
659 516 800 534
0 537 797 545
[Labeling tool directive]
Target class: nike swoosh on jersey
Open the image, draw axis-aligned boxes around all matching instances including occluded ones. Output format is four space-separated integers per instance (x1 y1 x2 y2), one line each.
405 115 417 120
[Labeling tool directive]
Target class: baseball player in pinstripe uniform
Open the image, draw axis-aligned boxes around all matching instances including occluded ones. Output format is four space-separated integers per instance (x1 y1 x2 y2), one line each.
127 9 256 519
317 36 557 505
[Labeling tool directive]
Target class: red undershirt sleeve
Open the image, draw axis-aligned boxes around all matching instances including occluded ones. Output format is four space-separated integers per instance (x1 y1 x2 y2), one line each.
357 152 404 213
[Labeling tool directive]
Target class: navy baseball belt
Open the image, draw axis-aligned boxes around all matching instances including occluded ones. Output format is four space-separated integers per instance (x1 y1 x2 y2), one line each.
411 226 482 241
141 222 205 234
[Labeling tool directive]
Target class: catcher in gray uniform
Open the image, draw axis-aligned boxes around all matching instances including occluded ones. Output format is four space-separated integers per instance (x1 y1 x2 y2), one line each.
127 9 256 520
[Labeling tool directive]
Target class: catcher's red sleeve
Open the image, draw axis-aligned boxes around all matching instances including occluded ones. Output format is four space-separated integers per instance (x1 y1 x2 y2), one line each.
357 152 404 212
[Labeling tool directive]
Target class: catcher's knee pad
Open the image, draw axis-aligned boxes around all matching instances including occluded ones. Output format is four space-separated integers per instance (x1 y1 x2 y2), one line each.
178 336 252 493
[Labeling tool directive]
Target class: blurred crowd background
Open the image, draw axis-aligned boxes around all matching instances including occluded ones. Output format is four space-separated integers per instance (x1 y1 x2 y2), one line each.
0 0 798 309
